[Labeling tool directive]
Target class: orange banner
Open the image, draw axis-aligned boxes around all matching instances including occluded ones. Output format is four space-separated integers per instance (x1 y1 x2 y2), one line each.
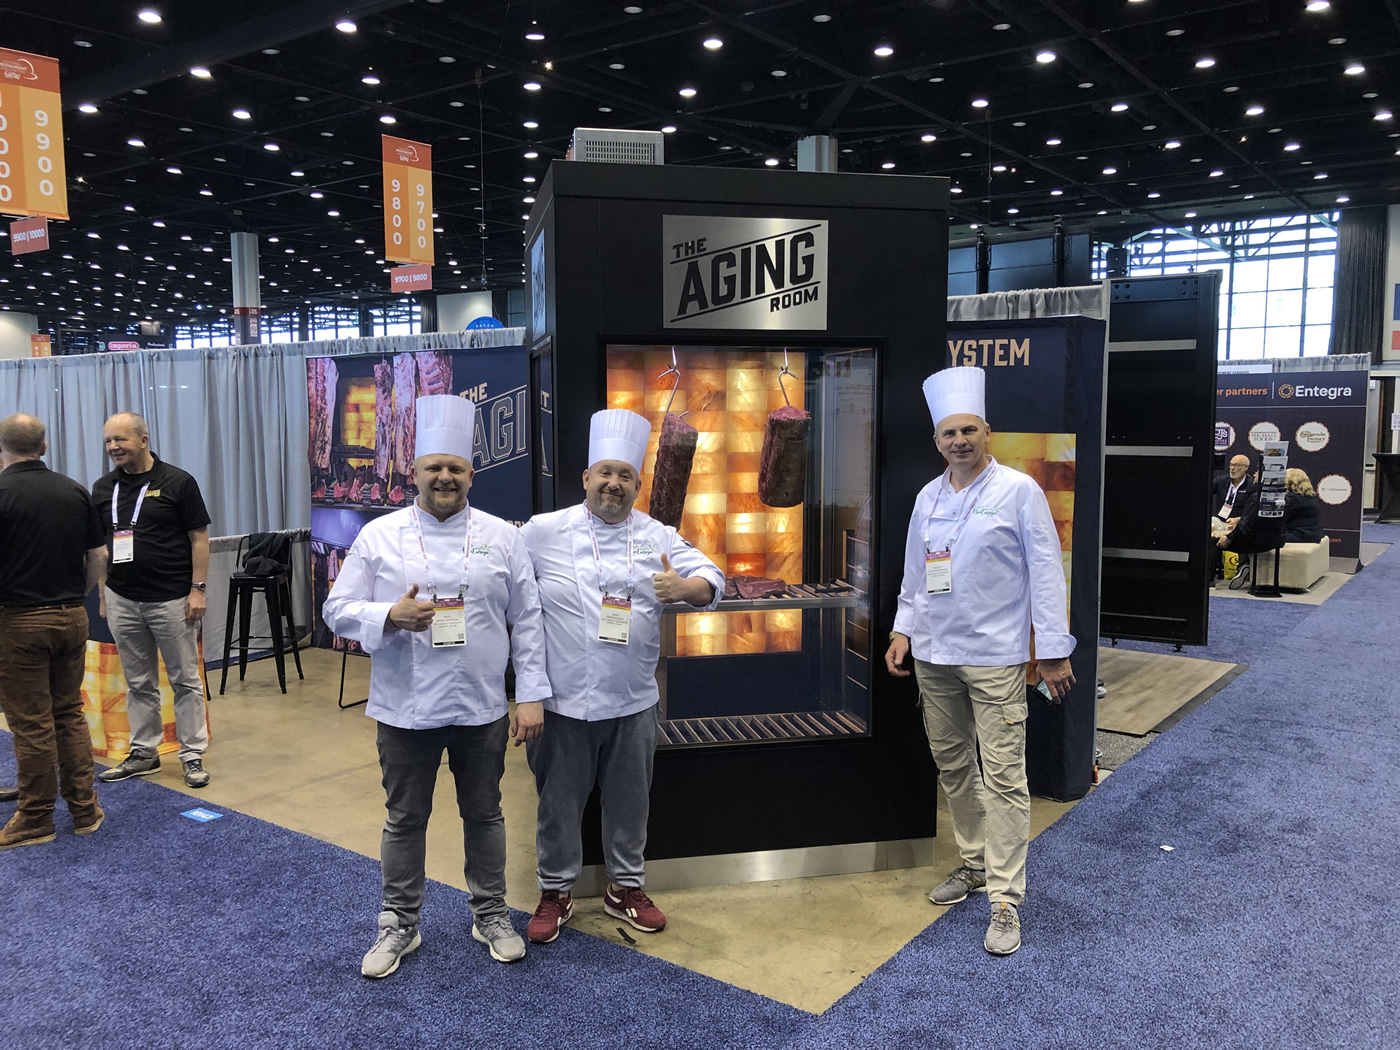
382 135 433 265
389 264 432 292
30 333 51 357
0 48 69 220
10 214 48 254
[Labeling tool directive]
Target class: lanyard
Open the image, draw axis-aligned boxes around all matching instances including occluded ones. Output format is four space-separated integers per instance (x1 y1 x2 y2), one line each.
922 465 997 552
1227 482 1240 503
585 509 635 599
409 503 473 599
111 480 151 527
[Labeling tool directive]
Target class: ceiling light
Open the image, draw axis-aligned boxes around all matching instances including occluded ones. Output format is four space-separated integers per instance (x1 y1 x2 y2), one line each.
1284 141 1301 150
74 39 93 47
623 5 643 12
524 150 539 159
1377 111 1394 121
232 108 251 119
1314 172 1329 179
438 56 456 64
609 62 625 70
1077 81 1094 89
138 9 162 24
921 133 937 143
127 138 145 148
971 98 989 108
813 13 832 22
598 106 612 113
874 45 894 57
336 19 356 32
881 161 895 170
263 48 280 55
1007 207 1020 214
1306 0 1331 10
190 67 211 79
1148 191 1161 199
1336 195 1350 203
661 125 677 133
1035 50 1056 64
1195 57 1216 69
1245 105 1264 116
1210 169 1224 177
166 166 182 174
703 37 723 49
1345 63 1365 75
290 170 305 177
764 158 780 167
1102 166 1117 175
992 164 1007 172
362 74 381 85
1111 102 1129 112
523 81 542 91
523 196 536 204
771 68 788 77
526 30 545 41
263 142 280 151
1050 189 1065 197
379 114 396 124
523 176 537 183
199 188 213 196
678 86 697 98
1166 28 1185 37
1046 137 1062 146
523 120 539 129
992 23 1011 31
929 76 945 83
1328 37 1346 45
78 103 98 114
1142 124 1158 131
1164 140 1182 149
1185 211 1197 218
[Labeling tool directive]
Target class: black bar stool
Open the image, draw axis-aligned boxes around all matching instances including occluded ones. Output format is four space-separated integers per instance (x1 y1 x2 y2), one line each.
220 533 305 694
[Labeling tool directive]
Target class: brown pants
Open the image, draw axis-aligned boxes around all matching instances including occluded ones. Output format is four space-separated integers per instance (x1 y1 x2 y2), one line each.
0 605 99 829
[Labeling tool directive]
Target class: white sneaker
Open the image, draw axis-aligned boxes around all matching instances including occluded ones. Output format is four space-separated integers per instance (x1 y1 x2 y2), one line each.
361 924 421 978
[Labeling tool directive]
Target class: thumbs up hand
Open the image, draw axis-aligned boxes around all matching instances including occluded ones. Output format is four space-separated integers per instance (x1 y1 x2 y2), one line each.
652 553 686 604
388 582 437 631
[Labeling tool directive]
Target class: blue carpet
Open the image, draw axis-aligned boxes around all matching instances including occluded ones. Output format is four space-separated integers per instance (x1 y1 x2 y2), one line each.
4 527 1398 1049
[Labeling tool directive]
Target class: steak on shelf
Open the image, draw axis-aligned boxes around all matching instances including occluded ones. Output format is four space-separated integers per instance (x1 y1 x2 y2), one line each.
723 575 789 600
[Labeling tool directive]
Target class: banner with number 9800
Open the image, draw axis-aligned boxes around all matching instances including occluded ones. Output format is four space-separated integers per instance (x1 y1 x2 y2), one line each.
382 135 433 266
0 49 69 221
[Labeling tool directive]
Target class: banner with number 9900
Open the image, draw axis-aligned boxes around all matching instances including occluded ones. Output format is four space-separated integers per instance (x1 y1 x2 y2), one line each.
382 135 433 266
0 48 69 221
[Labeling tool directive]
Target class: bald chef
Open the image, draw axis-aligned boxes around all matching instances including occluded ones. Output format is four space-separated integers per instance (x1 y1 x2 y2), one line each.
885 366 1075 957
520 409 724 945
323 394 550 978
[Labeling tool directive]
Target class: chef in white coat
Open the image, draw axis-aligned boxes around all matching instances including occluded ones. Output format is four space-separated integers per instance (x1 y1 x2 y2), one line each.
884 366 1075 957
519 408 724 945
322 394 549 977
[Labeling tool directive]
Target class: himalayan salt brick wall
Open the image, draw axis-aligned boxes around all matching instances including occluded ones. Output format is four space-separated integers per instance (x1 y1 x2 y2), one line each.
607 347 808 656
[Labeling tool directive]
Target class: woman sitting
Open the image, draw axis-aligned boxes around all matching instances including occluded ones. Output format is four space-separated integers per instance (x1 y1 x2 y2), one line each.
1283 467 1324 544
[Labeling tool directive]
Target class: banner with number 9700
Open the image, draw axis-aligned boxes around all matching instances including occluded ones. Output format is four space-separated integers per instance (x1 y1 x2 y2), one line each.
0 48 69 221
382 135 433 266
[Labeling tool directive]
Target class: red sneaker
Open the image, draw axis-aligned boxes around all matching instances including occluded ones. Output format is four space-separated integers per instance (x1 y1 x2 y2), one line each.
527 891 573 944
603 884 666 933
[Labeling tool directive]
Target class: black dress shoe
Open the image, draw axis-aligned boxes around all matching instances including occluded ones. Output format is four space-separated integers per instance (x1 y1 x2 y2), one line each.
0 787 19 803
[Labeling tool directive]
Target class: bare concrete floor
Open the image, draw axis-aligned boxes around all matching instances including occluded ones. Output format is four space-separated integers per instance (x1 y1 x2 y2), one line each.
68 648 1078 1014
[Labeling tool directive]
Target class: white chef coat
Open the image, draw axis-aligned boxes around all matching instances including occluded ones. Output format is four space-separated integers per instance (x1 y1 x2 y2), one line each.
892 458 1075 666
322 501 550 730
520 503 725 722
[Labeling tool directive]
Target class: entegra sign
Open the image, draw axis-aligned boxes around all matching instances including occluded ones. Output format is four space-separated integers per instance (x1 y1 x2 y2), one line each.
663 215 828 330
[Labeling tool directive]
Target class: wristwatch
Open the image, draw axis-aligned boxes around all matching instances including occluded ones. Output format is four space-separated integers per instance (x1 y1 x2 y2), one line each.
191 582 207 591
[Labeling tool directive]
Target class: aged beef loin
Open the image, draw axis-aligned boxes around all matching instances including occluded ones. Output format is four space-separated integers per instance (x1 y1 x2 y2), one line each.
392 353 418 479
757 405 810 507
373 362 394 482
723 575 788 600
307 357 338 474
415 350 453 395
648 412 696 528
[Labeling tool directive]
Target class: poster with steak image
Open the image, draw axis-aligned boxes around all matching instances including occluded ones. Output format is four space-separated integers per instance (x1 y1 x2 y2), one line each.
306 343 535 651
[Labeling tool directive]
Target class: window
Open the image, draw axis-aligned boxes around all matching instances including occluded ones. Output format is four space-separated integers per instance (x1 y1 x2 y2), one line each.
1095 212 1338 360
369 299 421 335
309 304 361 339
173 319 234 347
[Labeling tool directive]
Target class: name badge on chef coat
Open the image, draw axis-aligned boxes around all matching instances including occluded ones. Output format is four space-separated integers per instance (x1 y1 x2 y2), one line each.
925 548 952 594
430 596 467 647
113 529 135 564
598 595 632 645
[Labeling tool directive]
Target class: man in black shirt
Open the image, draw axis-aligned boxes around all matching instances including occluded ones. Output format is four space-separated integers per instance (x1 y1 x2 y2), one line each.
91 413 214 789
0 414 108 849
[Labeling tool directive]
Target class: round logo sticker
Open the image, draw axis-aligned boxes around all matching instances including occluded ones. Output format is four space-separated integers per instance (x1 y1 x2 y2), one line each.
1294 421 1330 453
1247 421 1281 451
1214 422 1235 452
1317 474 1352 506
1277 383 1295 399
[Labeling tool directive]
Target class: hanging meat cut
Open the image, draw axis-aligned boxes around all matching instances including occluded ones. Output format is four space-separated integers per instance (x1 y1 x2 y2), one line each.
392 353 418 479
757 405 810 507
415 351 453 395
307 357 338 474
373 362 393 482
648 412 697 528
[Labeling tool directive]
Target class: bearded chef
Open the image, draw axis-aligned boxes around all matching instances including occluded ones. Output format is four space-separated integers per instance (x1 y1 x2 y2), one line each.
519 409 724 945
322 394 549 978
884 366 1075 958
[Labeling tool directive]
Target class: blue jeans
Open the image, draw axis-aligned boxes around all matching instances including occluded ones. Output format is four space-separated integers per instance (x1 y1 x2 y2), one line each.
376 717 509 929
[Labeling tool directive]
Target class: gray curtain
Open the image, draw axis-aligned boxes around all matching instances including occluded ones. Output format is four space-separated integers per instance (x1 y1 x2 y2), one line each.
948 285 1106 321
1329 207 1387 362
0 328 526 535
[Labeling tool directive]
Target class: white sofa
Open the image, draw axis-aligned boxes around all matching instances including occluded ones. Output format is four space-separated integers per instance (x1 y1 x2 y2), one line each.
1256 536 1330 592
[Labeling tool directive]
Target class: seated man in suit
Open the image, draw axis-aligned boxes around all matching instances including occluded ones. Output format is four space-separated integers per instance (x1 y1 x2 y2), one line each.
1213 455 1254 523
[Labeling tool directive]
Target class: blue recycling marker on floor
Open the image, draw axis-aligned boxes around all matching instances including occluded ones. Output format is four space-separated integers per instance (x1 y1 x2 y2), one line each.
181 808 224 823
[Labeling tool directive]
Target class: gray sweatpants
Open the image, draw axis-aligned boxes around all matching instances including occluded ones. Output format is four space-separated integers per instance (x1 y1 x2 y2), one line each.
528 704 659 893
376 716 509 929
104 589 208 762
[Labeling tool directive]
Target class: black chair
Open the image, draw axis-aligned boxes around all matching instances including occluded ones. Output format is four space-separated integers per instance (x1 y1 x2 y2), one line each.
220 532 304 694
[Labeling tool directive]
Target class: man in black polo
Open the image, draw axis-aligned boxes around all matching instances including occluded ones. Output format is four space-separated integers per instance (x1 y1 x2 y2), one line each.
0 414 108 849
92 413 214 789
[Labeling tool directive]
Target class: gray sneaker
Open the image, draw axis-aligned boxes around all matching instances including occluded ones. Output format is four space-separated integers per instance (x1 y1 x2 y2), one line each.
928 864 987 905
97 753 160 782
472 914 526 963
985 902 1021 955
182 758 211 788
361 924 421 978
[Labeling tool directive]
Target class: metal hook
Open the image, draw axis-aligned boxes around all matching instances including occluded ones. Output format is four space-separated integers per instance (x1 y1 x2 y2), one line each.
660 347 686 417
777 348 796 407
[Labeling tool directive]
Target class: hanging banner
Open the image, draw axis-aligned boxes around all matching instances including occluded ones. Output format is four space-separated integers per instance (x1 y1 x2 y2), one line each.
0 48 69 220
1215 370 1367 561
29 333 50 356
10 214 48 254
946 317 1106 802
382 135 433 265
307 343 532 652
389 263 431 293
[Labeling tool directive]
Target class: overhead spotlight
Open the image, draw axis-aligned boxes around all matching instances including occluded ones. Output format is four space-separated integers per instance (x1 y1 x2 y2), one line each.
1245 105 1265 116
526 31 545 41
1314 172 1329 179
764 157 780 166
1050 189 1063 196
703 37 723 49
523 120 539 128
379 114 397 124
1164 139 1182 149
971 98 989 108
138 9 162 24
232 108 252 120
1185 211 1197 218
771 68 788 77
1102 166 1118 175
678 86 697 98
1336 195 1350 203
1344 63 1365 75
661 125 677 133
1195 56 1216 69
873 45 894 57
1377 111 1394 121
78 103 98 114
166 166 182 174
336 19 356 32
1035 50 1056 64
1305 0 1331 10
263 142 280 151
1284 141 1301 150
813 13 832 22
1111 102 1129 112
127 137 145 147
190 66 211 78
992 164 1007 172
1046 137 1062 146
524 150 539 159
1007 207 1020 214
921 133 937 143
362 74 381 85
1209 169 1224 177
881 161 895 169
523 81 542 91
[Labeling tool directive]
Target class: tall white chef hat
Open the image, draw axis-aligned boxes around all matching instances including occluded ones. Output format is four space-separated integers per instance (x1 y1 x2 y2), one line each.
415 394 476 461
922 366 987 429
589 409 652 472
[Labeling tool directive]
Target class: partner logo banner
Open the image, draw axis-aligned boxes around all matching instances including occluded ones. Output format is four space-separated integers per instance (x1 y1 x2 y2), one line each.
664 215 827 330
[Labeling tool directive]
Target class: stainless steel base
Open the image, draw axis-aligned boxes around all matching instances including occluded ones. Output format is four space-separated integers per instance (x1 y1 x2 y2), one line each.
574 837 936 896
